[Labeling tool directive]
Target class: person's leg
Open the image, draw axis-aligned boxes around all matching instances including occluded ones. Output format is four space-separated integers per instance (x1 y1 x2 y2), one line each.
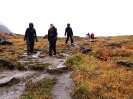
65 36 69 44
70 36 74 44
49 40 53 56
26 42 30 55
30 41 34 54
29 44 32 54
53 40 56 55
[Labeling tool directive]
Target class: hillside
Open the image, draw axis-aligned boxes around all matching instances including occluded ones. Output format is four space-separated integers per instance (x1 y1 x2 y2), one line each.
65 35 133 98
0 24 11 33
0 33 133 99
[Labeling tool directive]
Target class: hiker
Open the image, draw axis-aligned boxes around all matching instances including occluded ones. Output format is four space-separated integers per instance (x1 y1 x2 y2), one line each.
65 23 74 44
90 33 95 39
24 23 38 55
48 24 58 56
86 32 90 39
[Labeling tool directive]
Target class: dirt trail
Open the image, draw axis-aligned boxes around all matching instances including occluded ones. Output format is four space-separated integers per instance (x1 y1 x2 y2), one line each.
52 72 74 99
0 44 76 99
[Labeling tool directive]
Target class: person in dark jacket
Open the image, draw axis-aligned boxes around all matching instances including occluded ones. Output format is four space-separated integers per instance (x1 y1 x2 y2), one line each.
90 33 95 39
65 23 74 44
48 24 57 56
24 23 38 55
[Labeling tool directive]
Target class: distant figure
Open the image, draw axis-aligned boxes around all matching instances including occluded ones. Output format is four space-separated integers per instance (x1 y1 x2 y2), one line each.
65 23 74 44
48 24 57 56
24 23 38 55
90 33 95 39
86 33 90 39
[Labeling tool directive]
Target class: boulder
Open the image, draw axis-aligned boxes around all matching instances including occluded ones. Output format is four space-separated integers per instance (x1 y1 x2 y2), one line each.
47 64 69 74
0 76 20 87
80 46 92 53
43 34 48 38
0 48 3 52
0 38 13 45
105 42 121 49
0 76 13 86
0 58 15 69
117 60 133 67
28 63 49 70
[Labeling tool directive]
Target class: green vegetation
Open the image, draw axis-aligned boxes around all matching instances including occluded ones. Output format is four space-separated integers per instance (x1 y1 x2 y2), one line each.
65 53 84 70
21 78 57 99
72 83 90 99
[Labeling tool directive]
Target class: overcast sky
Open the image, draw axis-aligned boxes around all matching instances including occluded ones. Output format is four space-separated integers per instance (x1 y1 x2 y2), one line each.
0 0 133 37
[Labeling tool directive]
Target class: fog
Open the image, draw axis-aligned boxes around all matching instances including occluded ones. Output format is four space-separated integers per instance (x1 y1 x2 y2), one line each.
0 0 133 37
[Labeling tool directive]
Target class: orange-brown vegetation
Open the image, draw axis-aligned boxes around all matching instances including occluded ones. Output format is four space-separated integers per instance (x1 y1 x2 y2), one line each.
0 32 133 98
0 33 47 61
65 35 133 98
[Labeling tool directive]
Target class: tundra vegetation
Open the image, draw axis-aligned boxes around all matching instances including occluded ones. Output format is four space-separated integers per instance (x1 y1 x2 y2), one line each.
0 32 133 98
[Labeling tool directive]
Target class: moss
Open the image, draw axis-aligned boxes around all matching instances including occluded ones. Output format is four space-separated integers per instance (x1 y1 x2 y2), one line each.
0 58 15 69
65 53 84 70
21 78 57 99
28 63 50 71
72 83 90 99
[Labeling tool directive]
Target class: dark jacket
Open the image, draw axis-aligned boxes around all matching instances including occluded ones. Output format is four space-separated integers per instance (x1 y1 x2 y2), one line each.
24 27 38 43
65 27 73 36
48 27 57 41
91 33 94 39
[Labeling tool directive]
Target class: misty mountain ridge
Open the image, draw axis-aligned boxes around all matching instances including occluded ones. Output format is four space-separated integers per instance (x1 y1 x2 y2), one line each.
0 24 11 33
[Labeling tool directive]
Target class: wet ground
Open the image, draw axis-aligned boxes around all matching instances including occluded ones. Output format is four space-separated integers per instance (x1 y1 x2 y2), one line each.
0 44 76 99
0 70 36 99
52 72 74 99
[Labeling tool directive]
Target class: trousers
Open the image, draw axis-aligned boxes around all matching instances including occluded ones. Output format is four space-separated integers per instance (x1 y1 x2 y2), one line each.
66 35 73 44
49 40 56 55
26 42 34 54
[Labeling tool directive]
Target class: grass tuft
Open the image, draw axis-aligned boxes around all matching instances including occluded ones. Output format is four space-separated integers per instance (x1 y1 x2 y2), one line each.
21 78 57 99
72 83 90 99
65 53 84 70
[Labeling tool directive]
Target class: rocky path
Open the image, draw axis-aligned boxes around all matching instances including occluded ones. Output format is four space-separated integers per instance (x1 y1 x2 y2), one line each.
52 72 74 99
0 70 36 99
0 44 76 99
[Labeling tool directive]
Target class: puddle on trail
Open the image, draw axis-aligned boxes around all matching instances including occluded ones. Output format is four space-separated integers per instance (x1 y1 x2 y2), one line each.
0 70 35 99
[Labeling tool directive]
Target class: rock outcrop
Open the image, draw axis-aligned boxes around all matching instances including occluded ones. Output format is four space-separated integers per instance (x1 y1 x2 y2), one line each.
117 60 133 67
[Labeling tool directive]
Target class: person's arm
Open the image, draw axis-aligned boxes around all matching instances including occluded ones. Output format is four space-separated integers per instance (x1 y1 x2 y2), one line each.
24 29 28 41
65 28 67 36
71 28 73 36
55 28 58 37
55 28 58 40
34 29 38 42
48 30 50 41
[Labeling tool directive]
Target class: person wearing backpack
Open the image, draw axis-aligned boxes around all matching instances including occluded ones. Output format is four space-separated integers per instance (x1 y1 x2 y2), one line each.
65 23 74 44
48 24 58 56
91 33 94 39
24 23 38 55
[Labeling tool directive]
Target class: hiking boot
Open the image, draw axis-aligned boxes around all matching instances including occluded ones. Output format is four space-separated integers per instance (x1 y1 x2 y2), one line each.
53 53 56 55
71 42 74 44
49 54 52 56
